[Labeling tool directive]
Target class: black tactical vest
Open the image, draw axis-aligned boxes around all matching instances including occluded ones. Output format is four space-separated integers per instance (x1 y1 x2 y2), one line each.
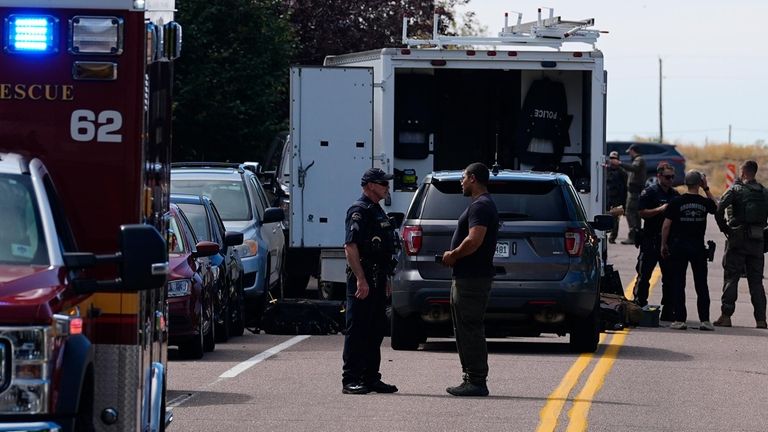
353 200 397 263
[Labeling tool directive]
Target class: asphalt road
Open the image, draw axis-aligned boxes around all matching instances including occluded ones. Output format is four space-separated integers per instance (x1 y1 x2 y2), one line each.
167 216 768 431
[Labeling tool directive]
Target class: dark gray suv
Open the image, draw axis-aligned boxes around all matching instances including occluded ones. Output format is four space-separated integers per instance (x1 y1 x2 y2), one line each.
391 170 611 353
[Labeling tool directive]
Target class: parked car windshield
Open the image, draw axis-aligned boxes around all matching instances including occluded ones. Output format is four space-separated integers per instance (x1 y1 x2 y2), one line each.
176 203 212 242
419 179 568 221
172 180 251 221
0 174 47 265
168 213 187 255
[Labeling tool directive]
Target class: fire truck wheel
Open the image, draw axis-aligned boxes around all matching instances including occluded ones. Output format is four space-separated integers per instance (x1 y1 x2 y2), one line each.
215 301 231 343
74 366 95 432
203 300 216 352
180 313 205 359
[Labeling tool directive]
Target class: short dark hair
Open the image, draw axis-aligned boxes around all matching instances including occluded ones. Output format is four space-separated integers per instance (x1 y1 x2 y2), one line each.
465 162 490 185
742 160 758 175
656 162 674 175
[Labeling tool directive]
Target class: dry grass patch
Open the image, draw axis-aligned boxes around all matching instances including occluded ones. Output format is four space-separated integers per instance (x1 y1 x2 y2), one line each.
675 143 768 197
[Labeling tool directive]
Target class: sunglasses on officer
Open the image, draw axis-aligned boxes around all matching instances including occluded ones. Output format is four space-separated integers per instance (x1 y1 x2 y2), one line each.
372 180 389 187
661 174 675 180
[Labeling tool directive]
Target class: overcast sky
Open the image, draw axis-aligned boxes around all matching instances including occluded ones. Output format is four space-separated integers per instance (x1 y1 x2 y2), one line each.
454 0 768 145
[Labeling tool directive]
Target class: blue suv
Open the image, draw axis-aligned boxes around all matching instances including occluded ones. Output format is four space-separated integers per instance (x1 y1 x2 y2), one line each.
171 163 285 324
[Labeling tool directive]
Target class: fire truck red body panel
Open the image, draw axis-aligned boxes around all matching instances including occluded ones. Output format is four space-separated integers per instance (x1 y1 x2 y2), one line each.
0 1 179 431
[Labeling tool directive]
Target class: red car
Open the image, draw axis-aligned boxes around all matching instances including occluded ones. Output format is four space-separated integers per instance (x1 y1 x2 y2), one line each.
167 204 220 358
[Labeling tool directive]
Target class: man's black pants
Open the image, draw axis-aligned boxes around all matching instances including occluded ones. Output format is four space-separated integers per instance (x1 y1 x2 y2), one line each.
667 241 710 322
342 272 387 386
633 235 673 312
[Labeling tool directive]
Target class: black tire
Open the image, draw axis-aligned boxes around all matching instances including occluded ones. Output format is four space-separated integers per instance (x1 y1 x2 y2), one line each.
180 313 205 359
74 367 95 432
203 300 215 353
284 269 310 298
569 299 600 353
269 253 287 298
284 249 311 298
318 281 346 301
215 300 230 343
230 286 245 337
390 309 422 351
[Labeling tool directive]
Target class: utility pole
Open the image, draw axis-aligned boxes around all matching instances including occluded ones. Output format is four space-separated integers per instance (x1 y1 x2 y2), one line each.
658 57 663 143
728 124 732 145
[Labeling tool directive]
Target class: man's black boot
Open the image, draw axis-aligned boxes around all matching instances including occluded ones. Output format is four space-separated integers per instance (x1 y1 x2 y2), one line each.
367 380 398 393
342 382 370 395
446 375 489 397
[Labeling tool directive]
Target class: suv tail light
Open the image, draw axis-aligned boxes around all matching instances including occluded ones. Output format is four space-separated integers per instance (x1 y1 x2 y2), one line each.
402 225 422 256
565 228 586 257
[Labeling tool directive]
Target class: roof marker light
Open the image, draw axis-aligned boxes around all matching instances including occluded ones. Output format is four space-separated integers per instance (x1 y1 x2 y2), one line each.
6 15 58 54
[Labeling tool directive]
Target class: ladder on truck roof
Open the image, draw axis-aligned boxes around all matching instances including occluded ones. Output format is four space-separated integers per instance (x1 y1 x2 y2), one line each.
402 8 604 50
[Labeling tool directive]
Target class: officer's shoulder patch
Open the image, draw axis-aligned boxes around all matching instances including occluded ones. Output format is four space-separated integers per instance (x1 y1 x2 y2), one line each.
351 212 362 222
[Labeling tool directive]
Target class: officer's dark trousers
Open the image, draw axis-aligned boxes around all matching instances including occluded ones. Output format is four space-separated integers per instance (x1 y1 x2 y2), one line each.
450 277 493 385
668 241 710 322
625 193 640 239
721 234 767 321
609 213 620 242
342 272 387 386
633 235 673 311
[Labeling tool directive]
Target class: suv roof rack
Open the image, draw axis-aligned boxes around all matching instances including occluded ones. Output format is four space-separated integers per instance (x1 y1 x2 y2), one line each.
171 162 245 172
402 8 604 50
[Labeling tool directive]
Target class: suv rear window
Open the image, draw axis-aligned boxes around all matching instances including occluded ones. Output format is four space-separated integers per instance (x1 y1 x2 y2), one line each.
416 180 568 221
172 179 251 221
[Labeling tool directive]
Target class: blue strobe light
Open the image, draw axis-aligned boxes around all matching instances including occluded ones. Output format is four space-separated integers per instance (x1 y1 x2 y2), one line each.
6 15 58 53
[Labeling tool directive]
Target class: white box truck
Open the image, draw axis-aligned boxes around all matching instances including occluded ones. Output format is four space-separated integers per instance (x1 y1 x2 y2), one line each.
284 11 608 298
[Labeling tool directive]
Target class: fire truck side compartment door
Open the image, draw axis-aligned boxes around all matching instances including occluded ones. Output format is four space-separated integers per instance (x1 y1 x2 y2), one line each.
289 66 374 248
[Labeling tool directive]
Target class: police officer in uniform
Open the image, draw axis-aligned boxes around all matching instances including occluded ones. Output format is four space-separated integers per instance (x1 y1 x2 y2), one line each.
342 168 399 394
713 160 768 329
610 144 646 244
632 163 679 317
606 150 628 243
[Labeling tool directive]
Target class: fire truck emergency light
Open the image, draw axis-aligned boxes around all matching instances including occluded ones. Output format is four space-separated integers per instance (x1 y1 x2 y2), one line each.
70 16 123 55
6 15 58 53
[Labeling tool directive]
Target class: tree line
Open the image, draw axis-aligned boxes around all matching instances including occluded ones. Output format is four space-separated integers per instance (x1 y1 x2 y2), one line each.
172 0 478 165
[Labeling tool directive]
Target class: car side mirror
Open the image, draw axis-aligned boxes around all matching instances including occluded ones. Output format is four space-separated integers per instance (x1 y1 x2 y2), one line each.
388 212 405 228
262 207 285 224
589 214 614 232
224 231 244 247
192 241 220 258
120 224 169 291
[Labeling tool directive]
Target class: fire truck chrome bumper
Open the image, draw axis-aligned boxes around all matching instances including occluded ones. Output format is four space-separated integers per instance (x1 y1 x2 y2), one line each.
0 422 61 432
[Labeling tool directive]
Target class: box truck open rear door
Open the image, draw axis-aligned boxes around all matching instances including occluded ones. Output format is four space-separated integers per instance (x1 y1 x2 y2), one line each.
289 66 374 248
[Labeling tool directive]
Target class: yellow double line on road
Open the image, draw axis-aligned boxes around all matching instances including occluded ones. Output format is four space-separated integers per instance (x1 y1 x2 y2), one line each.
535 267 661 432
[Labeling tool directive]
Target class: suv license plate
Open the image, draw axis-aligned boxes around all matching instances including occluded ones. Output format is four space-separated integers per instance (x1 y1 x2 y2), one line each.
495 241 510 258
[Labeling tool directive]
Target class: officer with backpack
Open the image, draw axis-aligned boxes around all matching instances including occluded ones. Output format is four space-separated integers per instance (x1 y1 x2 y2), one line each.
714 160 768 329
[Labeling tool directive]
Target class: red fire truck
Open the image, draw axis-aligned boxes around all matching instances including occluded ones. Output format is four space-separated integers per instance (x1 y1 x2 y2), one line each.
0 1 181 431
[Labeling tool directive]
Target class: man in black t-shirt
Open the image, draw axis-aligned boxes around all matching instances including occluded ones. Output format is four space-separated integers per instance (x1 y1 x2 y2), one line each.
661 170 717 330
632 163 680 316
441 162 499 397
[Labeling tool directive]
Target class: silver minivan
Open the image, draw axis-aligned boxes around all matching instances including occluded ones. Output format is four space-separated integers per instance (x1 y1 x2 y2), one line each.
392 170 611 353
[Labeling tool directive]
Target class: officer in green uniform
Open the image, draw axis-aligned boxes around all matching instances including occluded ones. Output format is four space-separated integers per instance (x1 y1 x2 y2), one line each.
342 168 400 394
610 144 646 244
714 160 768 329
